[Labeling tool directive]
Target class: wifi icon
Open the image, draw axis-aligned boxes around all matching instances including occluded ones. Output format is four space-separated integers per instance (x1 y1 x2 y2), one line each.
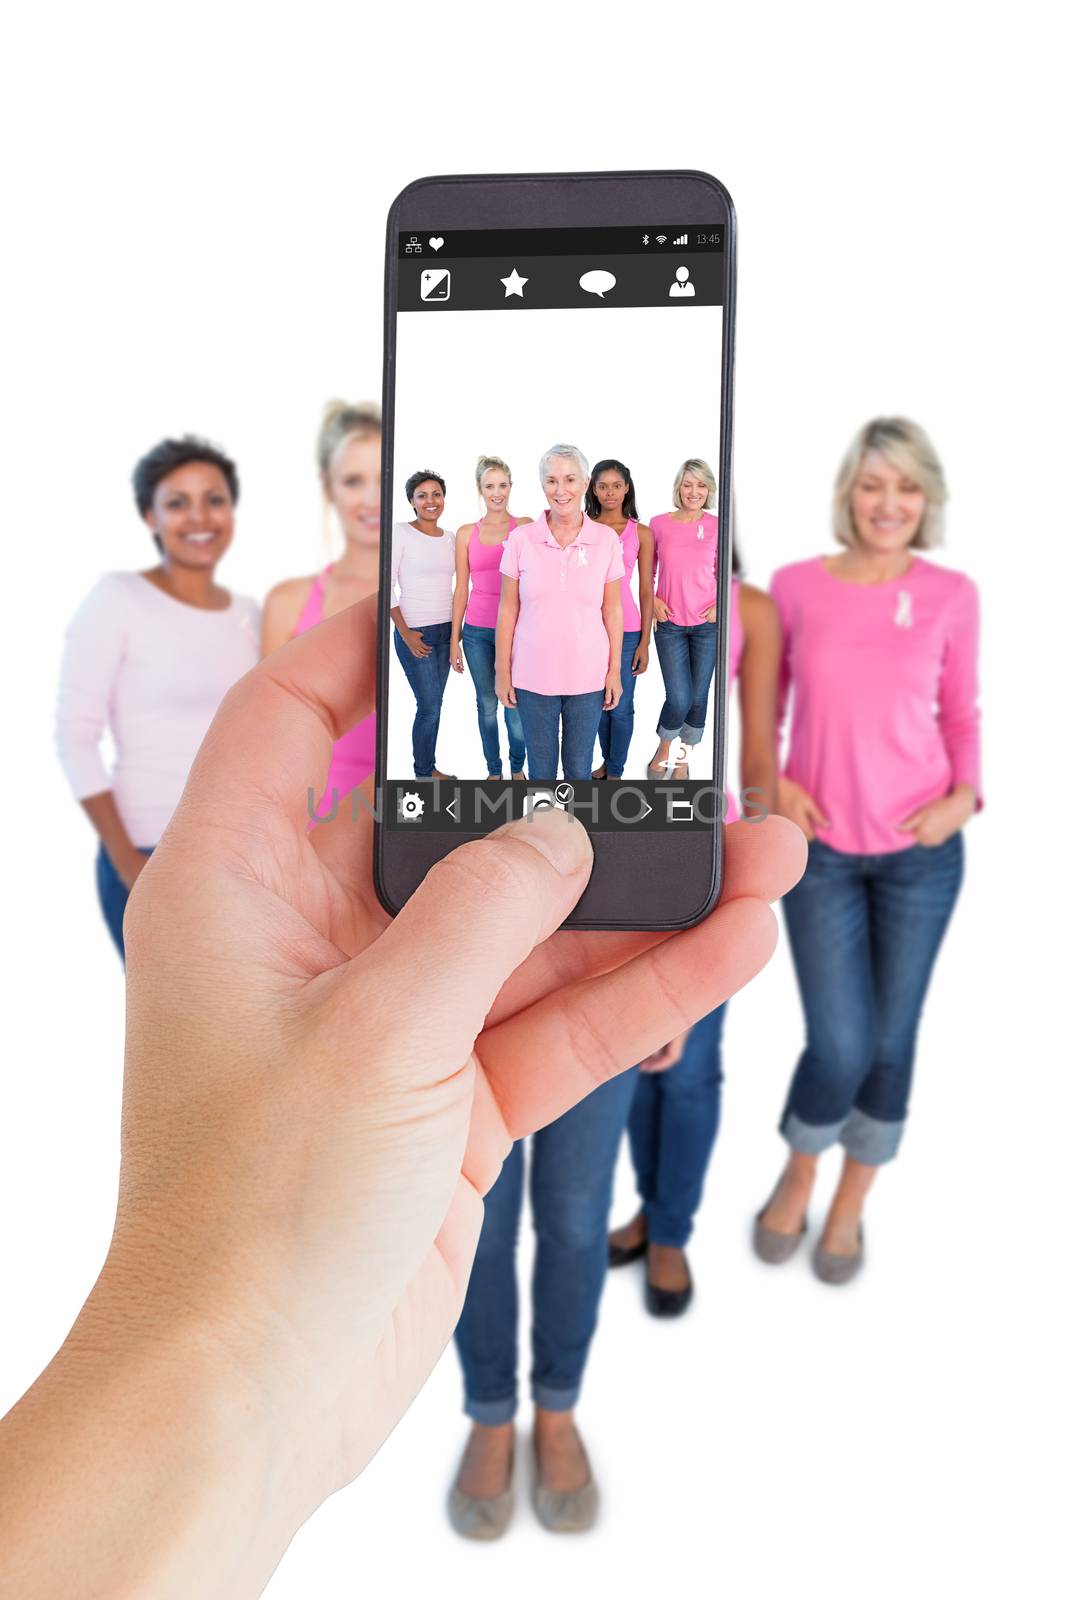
655 234 668 245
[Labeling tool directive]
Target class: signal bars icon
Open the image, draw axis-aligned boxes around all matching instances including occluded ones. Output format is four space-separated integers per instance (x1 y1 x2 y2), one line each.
673 233 688 246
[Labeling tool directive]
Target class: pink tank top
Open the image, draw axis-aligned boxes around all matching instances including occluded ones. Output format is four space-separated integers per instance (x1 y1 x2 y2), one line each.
294 566 376 806
465 517 516 628
617 520 642 631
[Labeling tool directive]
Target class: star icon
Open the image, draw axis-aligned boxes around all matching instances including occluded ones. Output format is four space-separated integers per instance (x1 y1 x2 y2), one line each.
500 267 528 298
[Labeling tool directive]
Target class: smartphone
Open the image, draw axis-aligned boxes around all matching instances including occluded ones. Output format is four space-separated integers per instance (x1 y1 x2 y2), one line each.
375 170 735 931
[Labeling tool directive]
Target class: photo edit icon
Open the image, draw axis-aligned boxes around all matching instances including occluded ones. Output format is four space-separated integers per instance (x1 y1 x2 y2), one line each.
421 268 450 302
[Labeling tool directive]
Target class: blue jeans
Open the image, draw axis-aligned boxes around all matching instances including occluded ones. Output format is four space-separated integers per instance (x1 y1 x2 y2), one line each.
96 844 154 963
462 624 526 776
514 687 603 781
626 1004 726 1247
597 629 642 776
454 1069 636 1423
654 619 717 745
393 621 451 777
780 834 965 1165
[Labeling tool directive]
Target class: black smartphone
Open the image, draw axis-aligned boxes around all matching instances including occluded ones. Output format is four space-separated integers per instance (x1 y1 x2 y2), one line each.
375 170 736 931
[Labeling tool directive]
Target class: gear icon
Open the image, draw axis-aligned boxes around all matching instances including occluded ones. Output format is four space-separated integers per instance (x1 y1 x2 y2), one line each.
399 790 426 821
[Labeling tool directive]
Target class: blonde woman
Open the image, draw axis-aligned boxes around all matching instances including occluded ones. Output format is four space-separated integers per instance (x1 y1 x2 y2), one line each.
450 457 531 778
646 458 719 780
755 418 980 1284
261 401 381 806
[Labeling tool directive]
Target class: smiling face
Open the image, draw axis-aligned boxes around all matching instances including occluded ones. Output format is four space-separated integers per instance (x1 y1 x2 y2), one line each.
479 468 511 514
678 472 710 513
326 432 381 549
849 450 926 553
542 456 589 517
410 477 444 523
145 461 235 569
593 469 629 515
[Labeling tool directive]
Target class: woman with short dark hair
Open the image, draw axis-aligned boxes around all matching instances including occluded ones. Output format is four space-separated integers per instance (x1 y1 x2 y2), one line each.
390 470 456 779
56 435 259 960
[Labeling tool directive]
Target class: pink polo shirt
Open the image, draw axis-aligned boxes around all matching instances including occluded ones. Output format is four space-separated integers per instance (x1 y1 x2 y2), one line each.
499 512 624 695
651 511 718 625
772 556 982 856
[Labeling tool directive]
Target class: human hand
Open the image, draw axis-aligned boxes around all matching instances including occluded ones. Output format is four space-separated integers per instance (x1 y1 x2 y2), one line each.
403 625 431 659
703 604 717 624
496 671 516 707
0 596 805 1597
450 635 465 672
638 1028 691 1074
653 597 672 624
603 671 623 710
114 847 150 892
632 642 649 675
897 786 976 846
777 775 829 841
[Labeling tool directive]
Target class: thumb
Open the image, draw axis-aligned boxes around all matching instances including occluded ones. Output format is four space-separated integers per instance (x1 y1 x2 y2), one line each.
345 810 592 1073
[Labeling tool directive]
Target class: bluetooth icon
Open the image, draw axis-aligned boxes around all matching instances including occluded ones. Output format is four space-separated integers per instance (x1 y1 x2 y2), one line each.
642 233 650 245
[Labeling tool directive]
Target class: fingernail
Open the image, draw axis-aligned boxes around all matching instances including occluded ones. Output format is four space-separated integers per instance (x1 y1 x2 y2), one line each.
500 807 592 876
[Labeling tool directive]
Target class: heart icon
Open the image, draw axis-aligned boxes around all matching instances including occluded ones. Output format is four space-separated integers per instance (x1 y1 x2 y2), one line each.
429 236 444 251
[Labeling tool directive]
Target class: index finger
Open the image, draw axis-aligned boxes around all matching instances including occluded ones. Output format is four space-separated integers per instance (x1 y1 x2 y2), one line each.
178 595 378 839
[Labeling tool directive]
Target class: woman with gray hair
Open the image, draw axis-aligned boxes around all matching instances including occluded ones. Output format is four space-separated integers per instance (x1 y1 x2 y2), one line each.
495 445 624 781
754 418 981 1284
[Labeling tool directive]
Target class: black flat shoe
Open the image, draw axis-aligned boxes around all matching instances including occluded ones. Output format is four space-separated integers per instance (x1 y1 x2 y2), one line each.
608 1235 648 1269
643 1253 693 1317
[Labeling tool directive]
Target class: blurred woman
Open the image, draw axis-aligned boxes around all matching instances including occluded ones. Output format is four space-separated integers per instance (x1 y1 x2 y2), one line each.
56 436 259 960
755 418 980 1284
646 458 719 780
261 400 381 810
610 552 780 1312
584 460 653 778
496 445 623 783
450 456 531 778
391 470 455 779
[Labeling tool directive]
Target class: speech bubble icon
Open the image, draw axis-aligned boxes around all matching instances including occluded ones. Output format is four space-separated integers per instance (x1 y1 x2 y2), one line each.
579 269 616 299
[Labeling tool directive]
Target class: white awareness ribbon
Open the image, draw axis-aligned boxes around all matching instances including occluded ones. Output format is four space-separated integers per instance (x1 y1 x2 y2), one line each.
894 590 913 628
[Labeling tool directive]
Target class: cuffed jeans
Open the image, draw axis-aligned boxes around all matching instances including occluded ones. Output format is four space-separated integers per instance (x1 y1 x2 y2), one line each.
597 629 642 776
96 844 154 964
454 1069 636 1423
462 624 526 776
393 621 451 777
626 1004 726 1247
654 619 717 744
514 686 603 781
780 834 964 1165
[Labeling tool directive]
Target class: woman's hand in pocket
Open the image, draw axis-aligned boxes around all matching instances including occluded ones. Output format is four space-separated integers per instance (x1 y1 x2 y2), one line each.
777 776 828 841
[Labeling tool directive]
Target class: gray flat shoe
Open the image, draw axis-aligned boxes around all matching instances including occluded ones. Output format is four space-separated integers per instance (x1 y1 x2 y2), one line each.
533 1439 599 1533
752 1208 807 1264
813 1224 865 1286
447 1450 515 1540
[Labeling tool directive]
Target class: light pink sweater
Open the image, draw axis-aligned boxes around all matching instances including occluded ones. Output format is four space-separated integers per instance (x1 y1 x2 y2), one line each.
771 556 981 856
56 572 260 846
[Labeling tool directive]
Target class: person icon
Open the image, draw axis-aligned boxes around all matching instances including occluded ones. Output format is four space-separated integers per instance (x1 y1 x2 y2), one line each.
669 265 695 298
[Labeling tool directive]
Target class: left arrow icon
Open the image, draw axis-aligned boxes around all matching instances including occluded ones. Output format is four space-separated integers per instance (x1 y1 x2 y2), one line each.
445 797 460 820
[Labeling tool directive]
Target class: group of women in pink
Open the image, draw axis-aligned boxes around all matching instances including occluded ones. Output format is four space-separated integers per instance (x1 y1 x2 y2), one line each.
56 410 981 1540
388 445 723 783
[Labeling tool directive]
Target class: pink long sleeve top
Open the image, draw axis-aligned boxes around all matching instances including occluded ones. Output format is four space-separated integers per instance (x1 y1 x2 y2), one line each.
771 556 982 856
56 572 260 847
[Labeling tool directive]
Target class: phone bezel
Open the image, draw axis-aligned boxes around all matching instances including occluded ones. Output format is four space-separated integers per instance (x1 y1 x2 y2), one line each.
375 170 736 932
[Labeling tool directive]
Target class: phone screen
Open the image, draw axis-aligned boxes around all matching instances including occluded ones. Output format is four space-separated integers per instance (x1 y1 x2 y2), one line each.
377 178 734 928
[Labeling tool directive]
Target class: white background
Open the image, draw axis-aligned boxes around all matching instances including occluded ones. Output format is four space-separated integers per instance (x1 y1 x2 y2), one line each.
1 4 1063 1599
389 303 722 777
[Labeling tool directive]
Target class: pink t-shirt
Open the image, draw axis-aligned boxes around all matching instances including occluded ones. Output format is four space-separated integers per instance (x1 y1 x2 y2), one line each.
499 512 625 695
294 568 375 806
724 578 743 824
772 556 982 856
465 517 516 628
651 511 718 626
